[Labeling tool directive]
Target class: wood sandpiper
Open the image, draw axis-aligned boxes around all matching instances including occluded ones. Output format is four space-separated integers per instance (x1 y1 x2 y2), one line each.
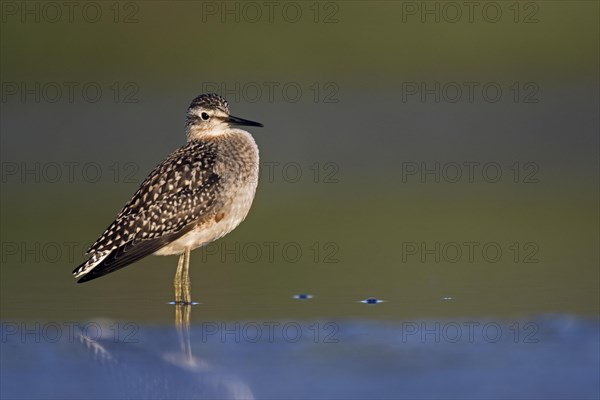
73 93 263 304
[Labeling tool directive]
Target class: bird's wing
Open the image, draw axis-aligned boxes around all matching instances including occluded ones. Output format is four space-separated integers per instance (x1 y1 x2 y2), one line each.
75 224 197 283
73 141 222 281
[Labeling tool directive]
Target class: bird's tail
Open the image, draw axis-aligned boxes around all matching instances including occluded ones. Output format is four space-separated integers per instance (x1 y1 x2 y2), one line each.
72 251 110 281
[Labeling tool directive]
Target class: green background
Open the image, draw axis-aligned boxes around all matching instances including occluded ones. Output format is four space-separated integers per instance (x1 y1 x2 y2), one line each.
1 1 598 322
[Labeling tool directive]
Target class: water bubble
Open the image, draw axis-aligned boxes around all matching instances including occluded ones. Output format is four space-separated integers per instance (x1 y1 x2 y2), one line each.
360 297 385 304
293 294 314 300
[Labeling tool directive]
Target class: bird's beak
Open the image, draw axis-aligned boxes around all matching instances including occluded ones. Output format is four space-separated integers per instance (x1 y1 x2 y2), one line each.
226 115 264 128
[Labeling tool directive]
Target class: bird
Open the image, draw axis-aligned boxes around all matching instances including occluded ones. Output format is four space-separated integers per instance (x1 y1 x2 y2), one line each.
72 93 263 304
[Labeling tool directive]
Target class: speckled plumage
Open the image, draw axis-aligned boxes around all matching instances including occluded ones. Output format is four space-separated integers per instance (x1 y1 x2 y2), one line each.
73 93 261 285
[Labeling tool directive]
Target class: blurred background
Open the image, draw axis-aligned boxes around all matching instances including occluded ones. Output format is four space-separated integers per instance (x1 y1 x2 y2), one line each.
1 1 598 399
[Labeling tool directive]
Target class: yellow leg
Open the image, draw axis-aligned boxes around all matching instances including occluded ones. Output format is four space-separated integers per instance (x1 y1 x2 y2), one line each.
182 248 192 304
174 249 193 363
174 252 185 304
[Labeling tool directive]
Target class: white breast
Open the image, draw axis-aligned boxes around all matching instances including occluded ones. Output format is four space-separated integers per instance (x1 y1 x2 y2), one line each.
155 129 259 257
154 183 257 256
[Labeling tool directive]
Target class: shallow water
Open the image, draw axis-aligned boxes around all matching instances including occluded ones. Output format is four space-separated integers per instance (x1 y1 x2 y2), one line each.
1 313 598 399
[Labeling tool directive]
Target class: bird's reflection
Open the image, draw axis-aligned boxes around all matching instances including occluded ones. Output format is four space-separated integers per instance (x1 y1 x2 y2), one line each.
175 304 193 364
72 304 254 399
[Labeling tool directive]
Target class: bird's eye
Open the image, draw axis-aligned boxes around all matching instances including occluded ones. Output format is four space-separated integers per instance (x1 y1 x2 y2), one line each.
201 112 210 121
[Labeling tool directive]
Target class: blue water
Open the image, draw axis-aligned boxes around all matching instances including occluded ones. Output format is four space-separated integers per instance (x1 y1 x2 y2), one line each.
1 315 598 399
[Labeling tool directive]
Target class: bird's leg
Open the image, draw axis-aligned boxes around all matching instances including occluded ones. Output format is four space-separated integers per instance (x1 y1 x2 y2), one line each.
182 247 192 304
174 252 185 304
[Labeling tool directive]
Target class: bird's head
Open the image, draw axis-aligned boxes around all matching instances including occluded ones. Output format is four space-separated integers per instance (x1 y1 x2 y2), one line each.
185 93 263 140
